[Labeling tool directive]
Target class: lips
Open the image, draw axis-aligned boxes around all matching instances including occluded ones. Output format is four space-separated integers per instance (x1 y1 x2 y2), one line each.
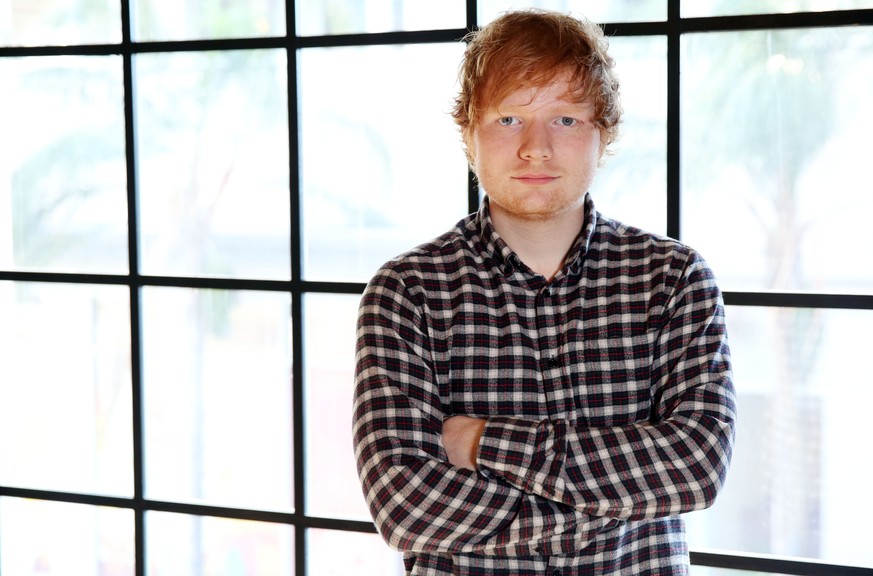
513 174 558 185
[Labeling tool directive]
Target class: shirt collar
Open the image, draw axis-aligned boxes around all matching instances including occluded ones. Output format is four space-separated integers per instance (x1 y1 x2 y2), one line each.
476 194 598 279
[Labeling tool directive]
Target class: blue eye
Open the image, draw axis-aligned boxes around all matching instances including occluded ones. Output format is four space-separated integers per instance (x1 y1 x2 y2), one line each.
559 117 576 127
498 117 517 126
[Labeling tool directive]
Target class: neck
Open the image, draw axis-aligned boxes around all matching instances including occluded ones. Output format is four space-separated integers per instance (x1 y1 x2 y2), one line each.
490 203 585 281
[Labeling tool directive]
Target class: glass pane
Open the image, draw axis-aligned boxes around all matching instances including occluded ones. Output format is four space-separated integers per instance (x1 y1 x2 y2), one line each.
142 287 293 511
0 497 134 575
0 56 128 274
296 0 466 35
304 294 368 520
685 307 873 568
0 0 121 46
590 35 667 236
307 529 403 576
0 281 133 496
146 511 293 576
681 28 873 294
135 49 290 280
479 0 667 24
299 43 468 282
683 0 873 18
133 0 286 42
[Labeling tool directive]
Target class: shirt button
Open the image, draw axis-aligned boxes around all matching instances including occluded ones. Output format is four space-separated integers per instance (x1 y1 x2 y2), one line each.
549 356 559 369
542 287 551 297
552 570 562 576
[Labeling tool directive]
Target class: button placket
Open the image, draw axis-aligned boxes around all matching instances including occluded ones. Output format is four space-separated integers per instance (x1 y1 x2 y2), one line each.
535 280 568 422
538 284 561 370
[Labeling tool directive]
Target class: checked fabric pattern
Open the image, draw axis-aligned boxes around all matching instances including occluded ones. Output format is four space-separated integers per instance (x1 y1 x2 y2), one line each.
352 194 736 575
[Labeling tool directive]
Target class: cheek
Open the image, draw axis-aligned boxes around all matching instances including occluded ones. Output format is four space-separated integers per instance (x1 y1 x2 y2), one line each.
470 134 498 176
474 132 513 164
589 131 603 160
568 134 602 172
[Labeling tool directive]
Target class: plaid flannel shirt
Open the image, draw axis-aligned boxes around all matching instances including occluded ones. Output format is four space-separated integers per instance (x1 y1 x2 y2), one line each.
352 194 736 575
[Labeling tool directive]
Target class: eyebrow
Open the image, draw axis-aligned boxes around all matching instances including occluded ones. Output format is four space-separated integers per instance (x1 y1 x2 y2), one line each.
491 100 593 115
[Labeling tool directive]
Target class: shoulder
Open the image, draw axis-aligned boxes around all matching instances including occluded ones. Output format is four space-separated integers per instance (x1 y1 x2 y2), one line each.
363 213 479 300
594 213 710 265
592 213 688 257
590 213 721 294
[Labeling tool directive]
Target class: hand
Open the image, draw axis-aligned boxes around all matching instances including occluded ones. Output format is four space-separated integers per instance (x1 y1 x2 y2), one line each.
442 415 486 471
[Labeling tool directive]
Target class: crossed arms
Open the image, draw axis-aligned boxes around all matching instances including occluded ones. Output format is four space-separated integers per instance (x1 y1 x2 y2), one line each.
352 251 736 556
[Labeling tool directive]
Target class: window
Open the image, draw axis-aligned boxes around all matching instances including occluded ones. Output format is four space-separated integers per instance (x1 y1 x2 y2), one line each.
1 1 871 575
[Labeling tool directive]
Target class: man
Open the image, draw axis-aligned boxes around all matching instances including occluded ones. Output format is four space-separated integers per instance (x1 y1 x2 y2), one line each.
353 9 735 575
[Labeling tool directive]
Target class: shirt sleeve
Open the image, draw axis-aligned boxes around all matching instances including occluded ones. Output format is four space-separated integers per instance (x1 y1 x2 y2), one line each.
352 267 613 555
475 252 737 521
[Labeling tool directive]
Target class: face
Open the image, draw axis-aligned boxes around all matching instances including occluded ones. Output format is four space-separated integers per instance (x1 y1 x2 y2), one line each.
470 77 602 224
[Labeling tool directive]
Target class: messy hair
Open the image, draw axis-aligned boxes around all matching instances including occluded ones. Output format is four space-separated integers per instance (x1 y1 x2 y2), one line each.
452 9 622 161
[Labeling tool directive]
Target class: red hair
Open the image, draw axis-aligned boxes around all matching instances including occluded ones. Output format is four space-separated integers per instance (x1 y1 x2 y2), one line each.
452 9 622 161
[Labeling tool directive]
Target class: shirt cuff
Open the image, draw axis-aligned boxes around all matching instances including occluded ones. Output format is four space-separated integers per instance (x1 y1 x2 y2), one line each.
477 416 544 490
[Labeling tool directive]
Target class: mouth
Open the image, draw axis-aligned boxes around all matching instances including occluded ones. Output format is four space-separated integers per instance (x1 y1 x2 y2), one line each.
513 174 558 185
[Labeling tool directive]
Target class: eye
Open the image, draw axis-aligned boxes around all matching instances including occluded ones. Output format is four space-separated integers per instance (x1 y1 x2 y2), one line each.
498 117 518 126
559 117 577 127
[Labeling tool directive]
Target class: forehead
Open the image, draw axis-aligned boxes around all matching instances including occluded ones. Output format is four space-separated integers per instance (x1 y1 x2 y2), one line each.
483 70 589 110
488 79 593 116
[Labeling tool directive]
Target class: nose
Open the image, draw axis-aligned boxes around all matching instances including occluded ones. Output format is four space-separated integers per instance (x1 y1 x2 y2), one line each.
519 123 552 161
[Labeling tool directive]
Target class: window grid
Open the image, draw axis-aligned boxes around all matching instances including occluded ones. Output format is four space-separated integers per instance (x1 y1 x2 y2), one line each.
0 1 871 575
